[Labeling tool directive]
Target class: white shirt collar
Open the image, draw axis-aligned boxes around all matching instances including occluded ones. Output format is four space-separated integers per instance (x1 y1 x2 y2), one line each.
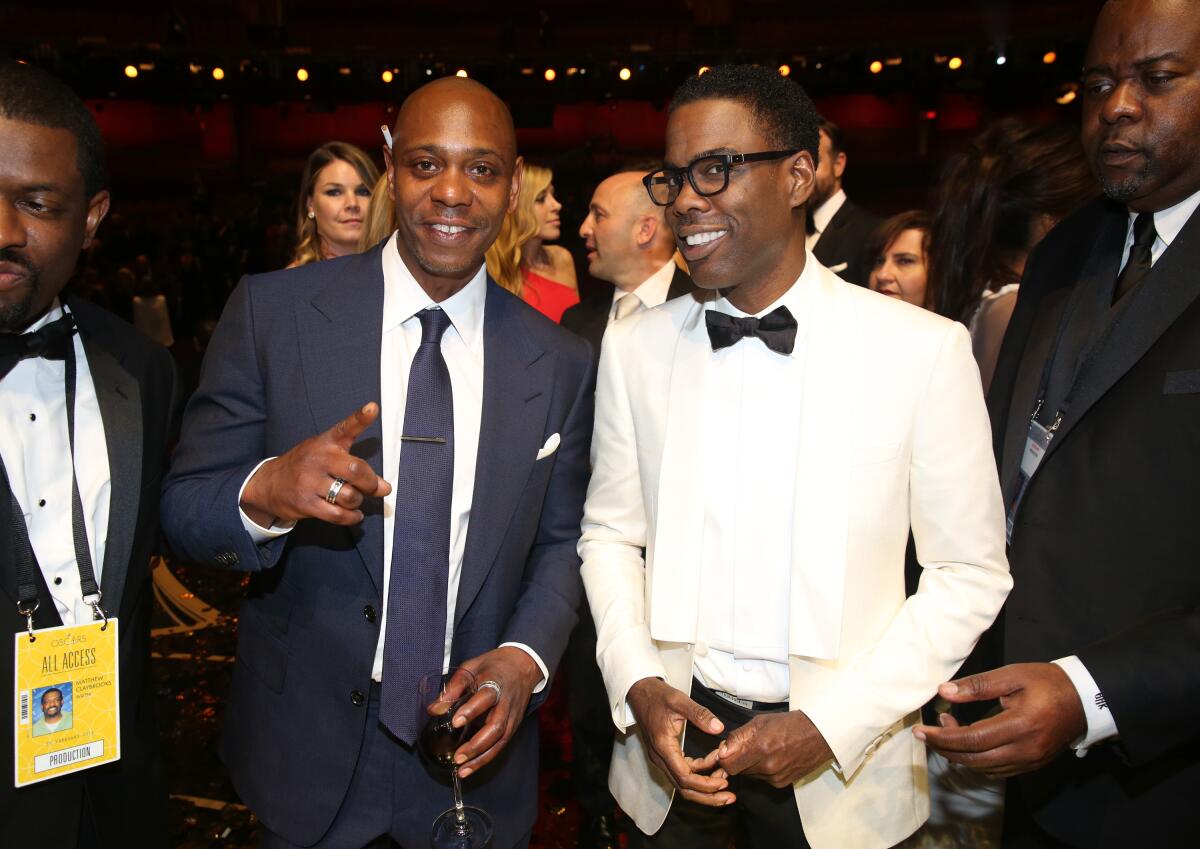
707 248 818 332
1131 188 1200 249
611 257 678 312
22 299 66 333
380 231 486 353
812 188 847 235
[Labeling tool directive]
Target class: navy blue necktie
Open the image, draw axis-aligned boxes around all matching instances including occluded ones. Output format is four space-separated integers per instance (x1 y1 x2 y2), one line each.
380 308 455 743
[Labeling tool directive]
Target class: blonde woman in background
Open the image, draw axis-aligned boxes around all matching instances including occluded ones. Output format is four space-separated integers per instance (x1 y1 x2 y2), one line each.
288 141 379 268
357 172 396 252
486 163 579 322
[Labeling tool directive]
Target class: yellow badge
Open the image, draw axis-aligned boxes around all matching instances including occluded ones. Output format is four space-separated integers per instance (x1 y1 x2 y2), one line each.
12 619 120 787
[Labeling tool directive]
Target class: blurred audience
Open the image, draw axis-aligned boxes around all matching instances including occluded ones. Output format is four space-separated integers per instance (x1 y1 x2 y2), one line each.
358 172 397 252
808 116 882 286
288 141 379 268
928 119 1096 391
866 210 932 309
486 163 579 322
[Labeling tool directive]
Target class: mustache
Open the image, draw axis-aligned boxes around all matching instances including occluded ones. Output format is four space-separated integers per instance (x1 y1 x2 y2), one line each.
0 248 32 271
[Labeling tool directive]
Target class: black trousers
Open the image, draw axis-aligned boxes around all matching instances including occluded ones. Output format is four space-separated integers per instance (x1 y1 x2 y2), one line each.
628 681 810 849
566 604 617 820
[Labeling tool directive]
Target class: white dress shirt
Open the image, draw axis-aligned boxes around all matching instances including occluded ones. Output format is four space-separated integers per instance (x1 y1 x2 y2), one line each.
806 188 847 250
240 233 547 687
607 258 678 323
691 260 815 703
1053 187 1200 754
0 301 111 626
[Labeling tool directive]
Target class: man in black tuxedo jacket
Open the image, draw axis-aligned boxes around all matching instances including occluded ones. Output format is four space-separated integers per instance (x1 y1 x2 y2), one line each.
0 63 177 848
918 2 1200 846
806 118 880 287
561 169 692 849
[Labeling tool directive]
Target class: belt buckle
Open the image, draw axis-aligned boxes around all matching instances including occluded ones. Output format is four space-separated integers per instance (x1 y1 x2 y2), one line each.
713 689 755 710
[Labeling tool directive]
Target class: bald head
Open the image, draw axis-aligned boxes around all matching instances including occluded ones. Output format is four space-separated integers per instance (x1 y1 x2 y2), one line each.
382 76 523 300
392 77 517 165
580 170 676 290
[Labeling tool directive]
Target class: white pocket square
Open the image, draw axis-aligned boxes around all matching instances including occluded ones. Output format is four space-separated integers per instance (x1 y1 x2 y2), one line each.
536 433 561 461
827 261 849 274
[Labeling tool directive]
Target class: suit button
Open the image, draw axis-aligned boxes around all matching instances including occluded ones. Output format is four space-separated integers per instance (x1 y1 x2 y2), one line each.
350 689 365 706
363 605 377 623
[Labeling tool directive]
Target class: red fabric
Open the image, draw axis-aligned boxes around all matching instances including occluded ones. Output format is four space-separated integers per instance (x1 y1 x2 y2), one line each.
522 268 580 324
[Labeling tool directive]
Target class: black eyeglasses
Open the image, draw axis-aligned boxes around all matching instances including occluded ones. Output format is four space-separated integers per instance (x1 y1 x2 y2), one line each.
642 150 799 206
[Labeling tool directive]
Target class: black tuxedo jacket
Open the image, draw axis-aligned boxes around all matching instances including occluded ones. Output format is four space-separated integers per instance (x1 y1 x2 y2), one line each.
812 198 881 287
989 197 1200 848
0 297 179 848
561 265 694 382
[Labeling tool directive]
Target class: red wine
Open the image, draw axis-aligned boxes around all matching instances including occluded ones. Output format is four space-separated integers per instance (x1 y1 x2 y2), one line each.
420 709 465 768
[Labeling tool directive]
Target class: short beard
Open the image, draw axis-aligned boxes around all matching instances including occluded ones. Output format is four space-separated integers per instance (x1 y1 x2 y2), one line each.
411 246 483 280
0 253 38 334
1098 156 1155 203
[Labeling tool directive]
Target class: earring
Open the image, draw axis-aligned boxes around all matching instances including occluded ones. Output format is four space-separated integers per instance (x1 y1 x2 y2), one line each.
307 210 316 219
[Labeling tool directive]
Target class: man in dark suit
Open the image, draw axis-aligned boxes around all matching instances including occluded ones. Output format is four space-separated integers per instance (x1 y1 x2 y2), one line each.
807 117 880 287
565 169 694 374
560 169 692 849
0 63 176 848
161 77 593 849
917 2 1200 846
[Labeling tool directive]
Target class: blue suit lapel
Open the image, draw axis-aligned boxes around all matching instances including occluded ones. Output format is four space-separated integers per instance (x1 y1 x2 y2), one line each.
295 246 386 594
456 282 552 625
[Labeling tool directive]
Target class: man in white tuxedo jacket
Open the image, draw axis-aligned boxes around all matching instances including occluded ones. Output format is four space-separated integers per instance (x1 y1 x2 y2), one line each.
579 65 1012 849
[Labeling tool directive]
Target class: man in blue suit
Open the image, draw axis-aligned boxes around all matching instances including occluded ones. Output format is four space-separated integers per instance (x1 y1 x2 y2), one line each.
161 77 594 849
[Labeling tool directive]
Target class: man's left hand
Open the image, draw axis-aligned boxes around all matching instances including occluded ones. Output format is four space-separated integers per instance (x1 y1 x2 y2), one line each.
450 647 542 777
914 662 1086 778
715 710 834 788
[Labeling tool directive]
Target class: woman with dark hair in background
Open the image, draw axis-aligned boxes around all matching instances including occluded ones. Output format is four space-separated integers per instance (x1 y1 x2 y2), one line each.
288 141 380 268
866 210 933 309
928 118 1097 392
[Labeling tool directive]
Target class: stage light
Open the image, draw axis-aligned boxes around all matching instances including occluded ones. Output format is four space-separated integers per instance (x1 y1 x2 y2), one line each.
948 56 964 71
425 68 433 76
924 110 938 120
381 69 394 83
212 67 225 80
886 57 903 66
698 66 710 75
544 68 557 81
189 63 202 75
124 65 138 79
297 68 309 82
996 55 1007 66
1056 85 1078 105
619 67 632 81
456 69 468 78
338 67 351 76
778 64 791 77
869 60 884 74
1043 51 1058 65
566 67 578 76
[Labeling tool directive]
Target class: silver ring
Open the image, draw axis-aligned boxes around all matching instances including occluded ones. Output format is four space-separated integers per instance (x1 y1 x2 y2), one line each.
325 477 346 505
478 680 502 701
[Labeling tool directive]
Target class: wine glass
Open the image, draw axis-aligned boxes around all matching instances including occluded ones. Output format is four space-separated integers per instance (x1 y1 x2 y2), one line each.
417 668 494 849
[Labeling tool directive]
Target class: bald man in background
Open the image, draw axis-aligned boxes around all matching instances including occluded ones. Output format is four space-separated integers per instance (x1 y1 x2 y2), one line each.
560 170 694 849
162 77 594 849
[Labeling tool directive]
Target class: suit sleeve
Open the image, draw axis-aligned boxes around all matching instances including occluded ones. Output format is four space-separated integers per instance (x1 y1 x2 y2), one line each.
797 323 1013 777
499 340 595 700
578 319 667 731
1078 608 1200 767
160 276 288 572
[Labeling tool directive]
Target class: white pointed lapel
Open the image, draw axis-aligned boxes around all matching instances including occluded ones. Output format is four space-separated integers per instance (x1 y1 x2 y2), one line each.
790 265 852 660
648 298 710 642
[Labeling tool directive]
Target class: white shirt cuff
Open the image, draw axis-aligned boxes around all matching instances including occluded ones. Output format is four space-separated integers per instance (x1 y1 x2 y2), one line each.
238 458 296 543
498 642 549 694
1052 655 1119 756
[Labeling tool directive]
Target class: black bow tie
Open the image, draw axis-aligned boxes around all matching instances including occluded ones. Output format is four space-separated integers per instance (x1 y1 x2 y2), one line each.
0 314 78 380
705 305 797 355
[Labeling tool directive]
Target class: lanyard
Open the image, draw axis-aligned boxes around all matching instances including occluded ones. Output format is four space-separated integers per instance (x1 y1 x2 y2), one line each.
1027 253 1147 437
1 324 107 641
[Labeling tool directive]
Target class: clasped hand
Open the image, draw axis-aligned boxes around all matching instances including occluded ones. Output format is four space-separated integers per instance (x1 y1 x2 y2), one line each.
240 402 392 528
627 678 834 807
